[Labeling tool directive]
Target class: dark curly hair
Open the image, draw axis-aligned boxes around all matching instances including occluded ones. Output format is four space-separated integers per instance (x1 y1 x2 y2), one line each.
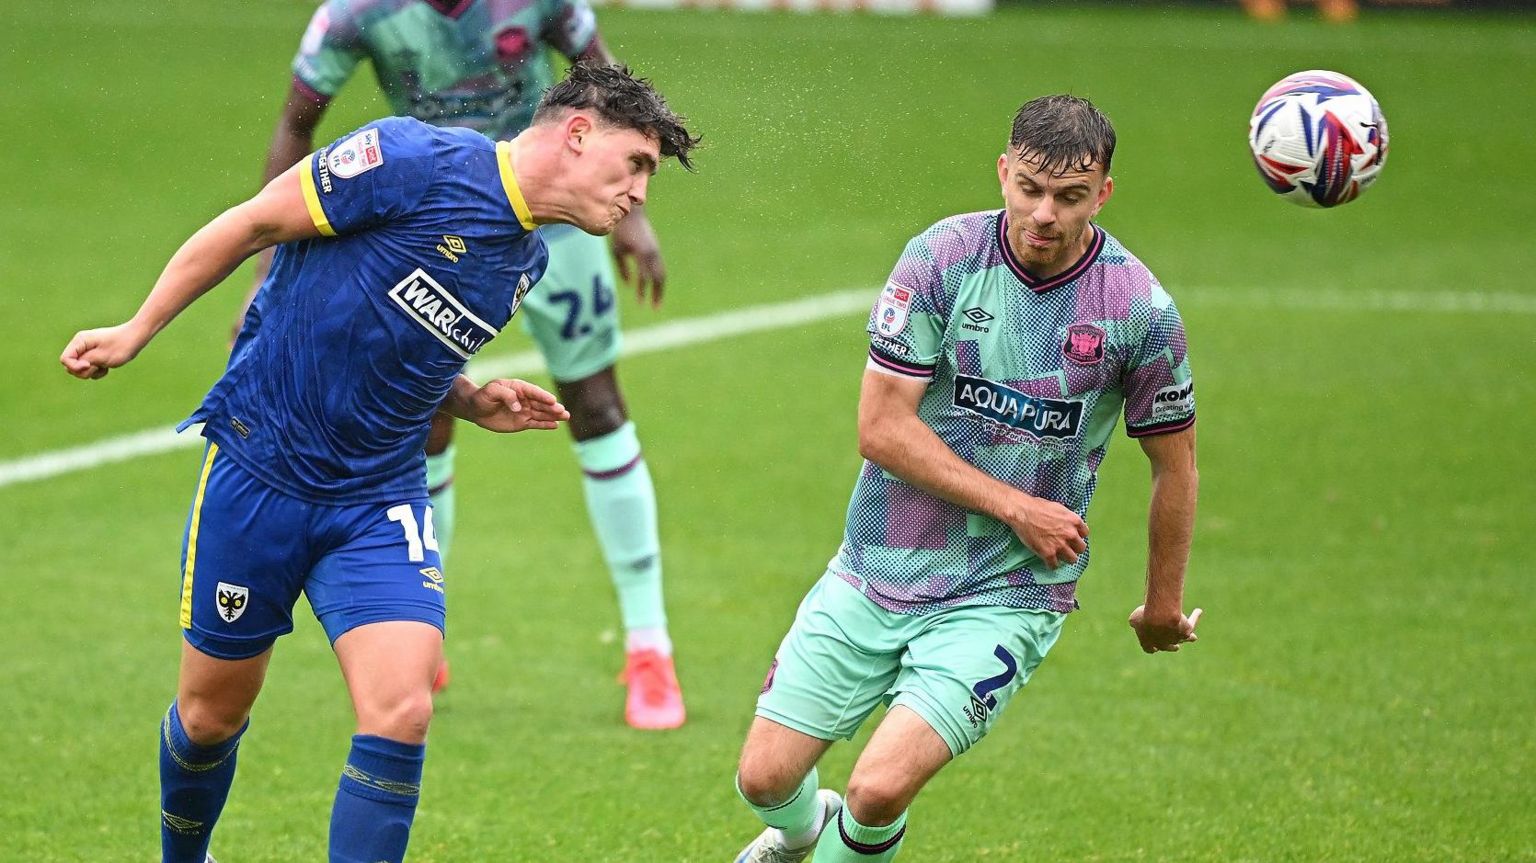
534 64 700 171
1009 94 1116 176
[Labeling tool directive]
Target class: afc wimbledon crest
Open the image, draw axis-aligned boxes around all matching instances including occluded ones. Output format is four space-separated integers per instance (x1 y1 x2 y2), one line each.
215 582 250 623
876 282 913 337
1063 323 1106 365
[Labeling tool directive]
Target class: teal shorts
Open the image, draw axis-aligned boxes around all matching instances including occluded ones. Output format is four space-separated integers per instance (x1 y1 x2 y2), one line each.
519 226 623 383
756 572 1065 757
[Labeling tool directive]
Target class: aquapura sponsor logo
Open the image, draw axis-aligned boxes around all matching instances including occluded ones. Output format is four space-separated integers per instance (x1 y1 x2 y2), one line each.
953 375 1084 439
387 268 499 359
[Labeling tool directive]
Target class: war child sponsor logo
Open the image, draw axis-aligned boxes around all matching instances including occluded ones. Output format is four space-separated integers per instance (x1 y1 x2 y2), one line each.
387 268 499 359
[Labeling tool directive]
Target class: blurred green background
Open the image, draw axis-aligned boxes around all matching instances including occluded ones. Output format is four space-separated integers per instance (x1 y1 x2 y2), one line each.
1 2 1533 860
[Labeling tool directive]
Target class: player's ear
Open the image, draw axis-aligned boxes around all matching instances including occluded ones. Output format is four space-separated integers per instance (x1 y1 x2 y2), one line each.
996 152 1009 194
1093 175 1114 215
565 113 595 153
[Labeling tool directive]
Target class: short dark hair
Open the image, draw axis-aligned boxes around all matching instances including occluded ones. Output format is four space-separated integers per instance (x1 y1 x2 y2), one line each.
534 64 700 171
1009 94 1116 176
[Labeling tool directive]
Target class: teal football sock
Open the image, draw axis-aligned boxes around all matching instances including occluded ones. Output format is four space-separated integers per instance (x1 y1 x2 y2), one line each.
814 807 907 861
575 423 667 641
738 768 821 841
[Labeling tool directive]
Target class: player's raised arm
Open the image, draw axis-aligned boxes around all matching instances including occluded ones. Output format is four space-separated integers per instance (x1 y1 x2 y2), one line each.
234 83 333 340
1127 425 1202 653
61 164 322 380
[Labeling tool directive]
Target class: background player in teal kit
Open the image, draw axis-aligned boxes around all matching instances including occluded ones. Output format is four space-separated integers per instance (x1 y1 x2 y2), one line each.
240 0 687 728
61 65 697 863
731 95 1203 862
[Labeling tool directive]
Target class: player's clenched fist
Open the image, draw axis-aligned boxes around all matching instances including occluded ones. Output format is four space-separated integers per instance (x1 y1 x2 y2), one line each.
1006 495 1090 570
1128 605 1202 654
60 322 151 380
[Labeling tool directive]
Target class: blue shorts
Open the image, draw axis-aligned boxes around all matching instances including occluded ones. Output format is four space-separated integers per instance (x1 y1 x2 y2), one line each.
177 443 446 660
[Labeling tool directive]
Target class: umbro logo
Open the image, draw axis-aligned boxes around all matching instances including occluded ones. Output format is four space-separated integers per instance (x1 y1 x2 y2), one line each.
961 306 994 333
436 235 467 263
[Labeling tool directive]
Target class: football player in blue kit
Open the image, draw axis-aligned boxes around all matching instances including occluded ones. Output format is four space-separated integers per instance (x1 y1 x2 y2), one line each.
59 64 697 863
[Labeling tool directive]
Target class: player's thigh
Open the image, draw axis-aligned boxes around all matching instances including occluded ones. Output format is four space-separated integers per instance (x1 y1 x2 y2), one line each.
179 443 314 661
890 605 1066 758
519 227 622 384
305 498 447 646
755 573 916 743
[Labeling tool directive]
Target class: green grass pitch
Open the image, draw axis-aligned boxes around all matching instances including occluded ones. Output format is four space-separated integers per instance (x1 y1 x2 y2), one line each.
1 2 1533 860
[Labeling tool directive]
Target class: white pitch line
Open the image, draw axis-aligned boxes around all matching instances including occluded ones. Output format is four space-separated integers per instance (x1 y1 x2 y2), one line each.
4 284 1532 492
0 289 873 492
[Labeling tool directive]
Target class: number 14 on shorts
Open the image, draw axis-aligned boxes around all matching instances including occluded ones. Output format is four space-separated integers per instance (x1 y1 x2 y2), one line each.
387 503 439 562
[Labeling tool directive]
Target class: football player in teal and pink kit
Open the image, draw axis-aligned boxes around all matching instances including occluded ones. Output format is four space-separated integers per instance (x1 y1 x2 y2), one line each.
63 65 696 863
732 95 1204 863
241 0 687 728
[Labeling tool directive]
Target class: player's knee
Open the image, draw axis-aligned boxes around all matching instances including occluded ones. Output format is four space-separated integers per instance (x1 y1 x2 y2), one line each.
735 755 802 808
361 690 435 743
557 370 628 440
568 398 626 439
843 771 914 827
177 699 249 747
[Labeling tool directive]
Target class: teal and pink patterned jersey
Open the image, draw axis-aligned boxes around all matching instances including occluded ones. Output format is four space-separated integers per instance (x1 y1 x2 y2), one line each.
833 210 1195 615
293 0 598 140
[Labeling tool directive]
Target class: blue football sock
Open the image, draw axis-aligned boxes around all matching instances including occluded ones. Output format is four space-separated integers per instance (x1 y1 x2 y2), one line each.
425 446 456 564
159 701 245 863
328 734 426 863
575 422 668 645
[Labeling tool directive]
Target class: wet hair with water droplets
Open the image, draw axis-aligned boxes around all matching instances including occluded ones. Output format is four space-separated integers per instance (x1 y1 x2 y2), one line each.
1008 94 1116 176
533 63 700 171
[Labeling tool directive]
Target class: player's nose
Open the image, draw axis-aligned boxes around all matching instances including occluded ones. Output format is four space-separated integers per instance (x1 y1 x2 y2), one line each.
629 174 649 206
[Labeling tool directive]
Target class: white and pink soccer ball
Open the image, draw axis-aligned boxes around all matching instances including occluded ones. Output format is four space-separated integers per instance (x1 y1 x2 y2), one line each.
1248 70 1389 208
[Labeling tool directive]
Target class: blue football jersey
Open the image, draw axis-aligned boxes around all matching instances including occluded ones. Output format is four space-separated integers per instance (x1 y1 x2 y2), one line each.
182 116 548 504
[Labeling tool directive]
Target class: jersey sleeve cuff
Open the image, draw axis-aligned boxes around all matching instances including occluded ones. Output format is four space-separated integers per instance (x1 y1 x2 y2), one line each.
1126 414 1196 438
291 76 333 106
868 346 934 380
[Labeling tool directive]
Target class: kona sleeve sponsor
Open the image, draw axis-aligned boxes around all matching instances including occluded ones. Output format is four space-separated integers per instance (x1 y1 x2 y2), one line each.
1151 379 1194 419
953 375 1085 440
388 269 500 359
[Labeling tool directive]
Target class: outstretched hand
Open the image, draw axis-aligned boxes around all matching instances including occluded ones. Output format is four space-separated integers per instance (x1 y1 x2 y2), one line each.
1128 606 1203 654
460 378 570 433
60 322 151 380
610 211 666 308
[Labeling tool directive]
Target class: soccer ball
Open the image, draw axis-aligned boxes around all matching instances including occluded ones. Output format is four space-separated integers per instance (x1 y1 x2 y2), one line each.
1248 70 1389 208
